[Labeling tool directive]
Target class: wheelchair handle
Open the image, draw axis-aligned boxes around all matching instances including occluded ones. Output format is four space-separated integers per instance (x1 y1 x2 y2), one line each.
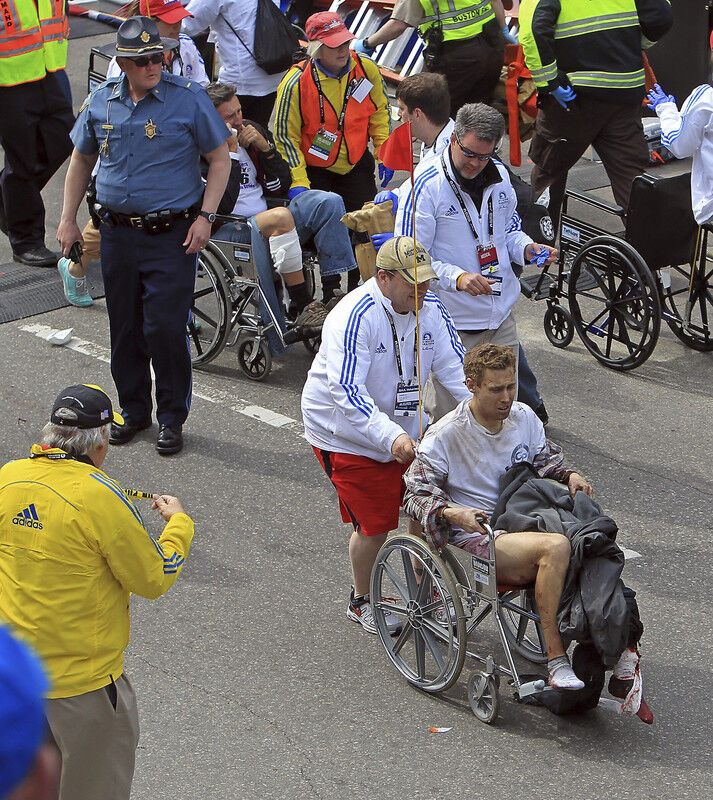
565 190 625 218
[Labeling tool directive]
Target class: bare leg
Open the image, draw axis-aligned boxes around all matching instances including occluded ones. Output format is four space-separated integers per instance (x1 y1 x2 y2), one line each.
494 531 570 658
349 529 388 598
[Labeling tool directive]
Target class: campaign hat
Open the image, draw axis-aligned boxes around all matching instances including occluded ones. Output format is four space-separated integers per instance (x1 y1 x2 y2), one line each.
110 15 178 58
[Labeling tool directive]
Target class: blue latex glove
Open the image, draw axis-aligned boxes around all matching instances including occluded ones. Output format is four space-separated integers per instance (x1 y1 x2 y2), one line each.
371 232 394 252
374 190 398 214
378 163 395 188
287 186 308 201
352 38 375 56
502 25 518 44
551 85 577 109
528 246 550 268
646 83 675 111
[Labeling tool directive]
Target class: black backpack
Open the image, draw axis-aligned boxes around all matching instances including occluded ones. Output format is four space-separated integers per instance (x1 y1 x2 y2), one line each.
228 0 301 76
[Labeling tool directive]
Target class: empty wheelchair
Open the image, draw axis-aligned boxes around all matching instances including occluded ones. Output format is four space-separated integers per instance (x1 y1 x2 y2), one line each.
370 525 550 724
520 171 712 370
188 214 320 381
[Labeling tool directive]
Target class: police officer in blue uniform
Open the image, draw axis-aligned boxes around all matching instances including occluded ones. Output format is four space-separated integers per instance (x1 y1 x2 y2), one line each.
57 16 230 455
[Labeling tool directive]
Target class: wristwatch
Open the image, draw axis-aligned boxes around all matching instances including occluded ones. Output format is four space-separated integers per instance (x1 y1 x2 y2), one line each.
263 143 277 157
198 210 217 223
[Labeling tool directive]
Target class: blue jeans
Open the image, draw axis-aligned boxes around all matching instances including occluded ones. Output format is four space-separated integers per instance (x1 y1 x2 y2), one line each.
288 189 356 276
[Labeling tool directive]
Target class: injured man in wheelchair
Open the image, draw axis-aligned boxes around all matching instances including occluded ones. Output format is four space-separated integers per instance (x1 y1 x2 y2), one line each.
403 343 652 722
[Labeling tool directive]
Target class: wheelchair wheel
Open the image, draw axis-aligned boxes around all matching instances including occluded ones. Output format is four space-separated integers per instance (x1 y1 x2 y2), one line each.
237 336 272 381
567 237 661 371
497 590 548 665
543 303 574 348
468 671 499 724
190 247 232 367
659 262 713 352
370 534 466 694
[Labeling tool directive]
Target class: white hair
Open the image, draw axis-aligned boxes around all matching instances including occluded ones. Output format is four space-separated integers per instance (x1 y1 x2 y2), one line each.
40 423 109 458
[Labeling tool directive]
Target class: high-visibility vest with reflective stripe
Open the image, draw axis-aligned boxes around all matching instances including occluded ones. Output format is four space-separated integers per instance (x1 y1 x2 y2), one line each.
0 0 68 87
417 0 496 43
519 0 653 98
297 56 377 170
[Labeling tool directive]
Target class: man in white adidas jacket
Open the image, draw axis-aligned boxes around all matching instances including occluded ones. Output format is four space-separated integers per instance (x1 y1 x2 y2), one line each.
302 237 470 634
395 103 556 420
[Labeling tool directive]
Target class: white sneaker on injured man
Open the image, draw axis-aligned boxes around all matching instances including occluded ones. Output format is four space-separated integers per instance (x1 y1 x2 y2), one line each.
612 646 639 680
548 655 585 690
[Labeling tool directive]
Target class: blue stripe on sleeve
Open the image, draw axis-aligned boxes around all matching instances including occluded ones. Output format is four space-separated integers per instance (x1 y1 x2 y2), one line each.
90 473 145 527
339 295 376 418
662 85 708 145
506 210 522 234
401 167 438 237
424 293 466 362
274 71 303 168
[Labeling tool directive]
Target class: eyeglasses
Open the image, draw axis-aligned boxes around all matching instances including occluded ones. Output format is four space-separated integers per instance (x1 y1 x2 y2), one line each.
129 53 165 67
455 132 497 161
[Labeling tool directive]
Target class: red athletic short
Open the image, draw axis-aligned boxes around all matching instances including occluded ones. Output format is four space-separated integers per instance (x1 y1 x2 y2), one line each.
312 447 408 536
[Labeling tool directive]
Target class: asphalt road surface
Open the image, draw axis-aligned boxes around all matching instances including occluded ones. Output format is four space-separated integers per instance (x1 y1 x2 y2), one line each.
0 28 711 800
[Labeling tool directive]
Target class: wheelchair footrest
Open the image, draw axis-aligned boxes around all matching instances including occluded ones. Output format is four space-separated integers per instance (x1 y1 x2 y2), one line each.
517 678 549 699
520 272 556 300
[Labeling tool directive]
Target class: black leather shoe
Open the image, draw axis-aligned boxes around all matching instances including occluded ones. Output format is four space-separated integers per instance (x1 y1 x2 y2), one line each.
109 419 152 445
13 246 60 267
156 424 183 456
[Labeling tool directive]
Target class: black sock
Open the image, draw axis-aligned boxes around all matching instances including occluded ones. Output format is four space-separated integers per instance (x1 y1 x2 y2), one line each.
286 281 312 313
321 273 341 303
347 268 361 291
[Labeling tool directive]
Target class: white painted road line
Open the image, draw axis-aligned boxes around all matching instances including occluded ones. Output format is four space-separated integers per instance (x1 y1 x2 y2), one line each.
18 323 300 431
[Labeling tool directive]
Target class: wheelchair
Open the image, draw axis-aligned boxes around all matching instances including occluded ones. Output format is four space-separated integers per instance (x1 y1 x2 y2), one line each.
370 525 551 725
519 171 712 370
188 214 320 381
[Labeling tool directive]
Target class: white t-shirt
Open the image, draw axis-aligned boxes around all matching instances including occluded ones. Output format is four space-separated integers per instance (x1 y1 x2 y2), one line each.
417 399 546 544
230 146 268 217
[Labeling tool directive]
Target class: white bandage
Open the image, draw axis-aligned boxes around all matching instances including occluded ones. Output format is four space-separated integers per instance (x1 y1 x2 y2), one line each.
269 228 303 275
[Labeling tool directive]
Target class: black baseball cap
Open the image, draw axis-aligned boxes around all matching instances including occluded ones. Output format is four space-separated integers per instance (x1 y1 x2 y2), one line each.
50 384 124 429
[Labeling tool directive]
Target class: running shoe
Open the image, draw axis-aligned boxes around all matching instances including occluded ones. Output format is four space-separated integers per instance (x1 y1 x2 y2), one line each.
58 257 93 307
346 589 402 636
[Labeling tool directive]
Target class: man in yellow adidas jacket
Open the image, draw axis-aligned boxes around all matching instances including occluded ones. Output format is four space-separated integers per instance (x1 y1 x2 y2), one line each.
274 11 390 294
0 384 194 800
519 0 673 223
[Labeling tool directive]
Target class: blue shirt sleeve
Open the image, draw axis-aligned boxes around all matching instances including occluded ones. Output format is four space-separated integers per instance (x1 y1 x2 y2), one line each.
191 87 230 154
70 96 100 156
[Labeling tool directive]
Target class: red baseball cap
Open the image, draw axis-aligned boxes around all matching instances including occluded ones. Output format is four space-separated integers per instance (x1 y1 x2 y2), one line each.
305 12 355 47
140 0 192 23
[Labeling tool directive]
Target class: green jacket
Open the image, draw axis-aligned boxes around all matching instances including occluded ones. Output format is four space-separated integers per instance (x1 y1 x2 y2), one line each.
519 0 673 103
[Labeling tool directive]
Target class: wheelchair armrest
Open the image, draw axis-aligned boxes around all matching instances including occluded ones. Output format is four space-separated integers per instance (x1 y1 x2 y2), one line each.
565 190 625 218
213 213 249 225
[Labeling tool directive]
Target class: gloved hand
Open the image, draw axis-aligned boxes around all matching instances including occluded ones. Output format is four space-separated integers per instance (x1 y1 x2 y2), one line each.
646 83 675 111
551 85 577 109
378 162 395 188
502 25 518 44
371 232 394 252
352 38 375 56
287 186 308 201
374 190 398 214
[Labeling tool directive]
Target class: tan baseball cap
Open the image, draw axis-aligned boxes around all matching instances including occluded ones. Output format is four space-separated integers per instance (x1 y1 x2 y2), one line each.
376 236 438 285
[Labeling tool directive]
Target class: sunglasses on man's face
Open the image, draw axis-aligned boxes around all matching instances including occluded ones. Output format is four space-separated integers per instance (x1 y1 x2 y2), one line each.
455 132 497 161
130 53 164 67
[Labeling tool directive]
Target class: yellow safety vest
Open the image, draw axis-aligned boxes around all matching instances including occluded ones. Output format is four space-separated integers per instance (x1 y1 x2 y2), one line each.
0 0 68 87
417 0 496 43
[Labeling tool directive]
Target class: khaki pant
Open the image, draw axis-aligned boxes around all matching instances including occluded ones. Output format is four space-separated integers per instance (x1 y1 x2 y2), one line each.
46 673 139 800
424 313 520 422
81 219 101 265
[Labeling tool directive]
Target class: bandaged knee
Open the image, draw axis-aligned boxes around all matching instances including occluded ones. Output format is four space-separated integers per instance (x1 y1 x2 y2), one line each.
269 228 302 275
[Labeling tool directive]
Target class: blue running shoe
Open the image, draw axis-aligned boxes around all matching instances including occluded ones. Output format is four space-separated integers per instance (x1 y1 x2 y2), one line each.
58 257 93 307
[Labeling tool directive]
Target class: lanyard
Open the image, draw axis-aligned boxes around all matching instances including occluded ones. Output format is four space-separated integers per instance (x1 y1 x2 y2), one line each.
310 60 357 132
384 306 418 384
440 152 493 243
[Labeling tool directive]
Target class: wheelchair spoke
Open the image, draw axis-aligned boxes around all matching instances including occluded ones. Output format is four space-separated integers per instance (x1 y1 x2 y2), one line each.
414 629 426 679
515 607 530 644
414 567 432 605
401 548 420 597
421 627 446 672
192 307 220 330
381 561 410 604
391 621 414 655
374 599 409 618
